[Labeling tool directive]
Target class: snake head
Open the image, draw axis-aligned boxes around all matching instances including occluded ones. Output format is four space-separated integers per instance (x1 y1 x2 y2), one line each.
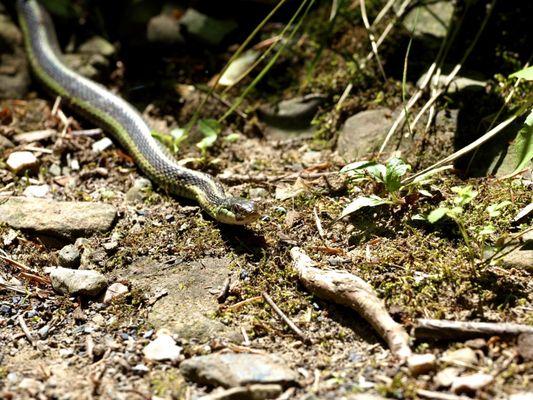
216 197 260 225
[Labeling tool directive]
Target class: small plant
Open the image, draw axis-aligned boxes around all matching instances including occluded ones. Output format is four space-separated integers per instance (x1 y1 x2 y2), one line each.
339 157 444 218
196 119 221 158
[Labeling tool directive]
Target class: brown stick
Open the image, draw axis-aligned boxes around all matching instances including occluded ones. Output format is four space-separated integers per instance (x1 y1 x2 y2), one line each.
414 319 533 340
262 292 311 344
290 247 411 362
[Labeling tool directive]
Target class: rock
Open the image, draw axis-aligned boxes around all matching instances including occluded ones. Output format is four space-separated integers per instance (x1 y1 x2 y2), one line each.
58 244 81 269
417 71 486 93
403 1 454 39
258 94 324 133
78 36 115 57
18 378 44 397
0 197 117 241
407 353 436 376
126 257 237 341
451 373 494 395
143 331 182 362
13 129 56 144
464 338 487 350
103 282 129 303
92 137 114 153
63 53 108 80
179 9 237 46
180 353 298 388
6 151 39 174
147 14 184 44
434 367 461 388
125 177 153 203
502 230 533 271
49 267 107 296
0 134 14 151
517 333 533 361
0 9 30 98
336 108 394 160
23 184 50 198
441 347 478 365
202 384 283 400
249 187 268 200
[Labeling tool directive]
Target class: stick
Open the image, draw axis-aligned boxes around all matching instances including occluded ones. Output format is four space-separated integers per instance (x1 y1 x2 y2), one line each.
414 319 533 340
290 247 411 362
18 315 37 347
262 291 311 344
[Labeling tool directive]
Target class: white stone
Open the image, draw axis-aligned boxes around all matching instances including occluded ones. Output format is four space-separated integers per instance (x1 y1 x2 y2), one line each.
23 184 50 198
103 282 129 303
91 137 113 153
143 332 182 362
407 353 436 376
6 151 38 173
451 373 493 394
434 367 461 388
442 347 478 365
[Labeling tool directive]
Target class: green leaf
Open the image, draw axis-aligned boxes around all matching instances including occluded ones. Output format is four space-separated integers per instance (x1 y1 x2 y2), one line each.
451 185 477 206
427 207 449 223
486 200 512 218
509 66 533 81
340 160 376 174
224 133 241 143
365 164 387 183
478 224 496 236
511 109 533 175
384 157 411 193
196 119 221 154
340 195 392 218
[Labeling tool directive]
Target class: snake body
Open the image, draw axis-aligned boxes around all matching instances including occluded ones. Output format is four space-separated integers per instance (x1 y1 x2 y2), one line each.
16 0 259 225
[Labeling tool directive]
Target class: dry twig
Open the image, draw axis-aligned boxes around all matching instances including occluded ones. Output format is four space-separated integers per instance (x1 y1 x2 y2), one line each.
262 291 311 344
290 247 411 362
414 319 533 340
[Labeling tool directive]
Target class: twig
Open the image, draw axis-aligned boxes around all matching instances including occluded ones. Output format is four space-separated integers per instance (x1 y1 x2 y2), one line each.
290 247 411 362
225 295 263 312
262 292 311 344
0 254 51 285
241 326 251 346
18 314 37 347
416 389 469 400
0 282 26 294
360 0 386 81
313 207 324 239
414 319 533 340
217 277 231 304
70 128 103 137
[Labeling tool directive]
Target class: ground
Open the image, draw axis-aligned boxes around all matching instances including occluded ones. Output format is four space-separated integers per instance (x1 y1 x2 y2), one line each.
0 1 532 399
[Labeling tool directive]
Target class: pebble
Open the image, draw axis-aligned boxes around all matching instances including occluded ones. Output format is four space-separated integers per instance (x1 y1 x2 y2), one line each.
249 187 268 200
434 367 461 388
58 244 81 269
442 347 478 365
0 197 117 241
407 353 436 376
0 134 14 150
451 373 494 394
125 177 153 203
22 184 50 198
78 36 115 56
132 364 150 375
6 151 38 174
38 325 50 339
147 14 183 44
91 137 113 153
49 267 108 296
103 282 129 304
517 333 533 361
18 378 43 396
180 353 298 388
143 331 182 362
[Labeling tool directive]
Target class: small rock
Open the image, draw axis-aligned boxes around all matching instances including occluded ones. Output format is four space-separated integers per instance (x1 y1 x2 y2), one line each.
37 325 50 339
132 364 150 375
258 94 324 133
143 331 182 362
464 338 487 350
502 230 533 270
407 353 436 376
179 8 237 46
451 373 493 395
92 137 113 153
23 184 50 198
103 282 129 304
6 151 38 174
417 71 486 93
403 0 454 39
78 36 115 56
0 197 117 241
18 378 43 396
92 313 106 326
249 187 268 200
442 347 478 365
125 177 153 203
58 244 81 268
517 333 533 361
59 348 74 358
203 384 283 400
434 367 461 388
48 163 61 176
180 353 298 388
103 240 118 252
336 108 394 160
0 134 15 151
147 14 183 44
49 267 107 296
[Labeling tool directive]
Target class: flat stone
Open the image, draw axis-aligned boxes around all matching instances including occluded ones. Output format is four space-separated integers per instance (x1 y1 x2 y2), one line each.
91 137 113 153
441 347 478 365
49 267 107 296
517 333 533 361
502 230 533 271
6 151 39 174
180 353 298 388
103 282 129 303
407 353 436 376
451 373 493 395
403 1 455 39
0 197 117 241
22 184 50 198
58 244 81 269
143 331 182 362
434 367 461 388
336 108 394 161
125 257 235 341
258 94 324 132
147 14 184 44
78 36 115 56
0 134 14 151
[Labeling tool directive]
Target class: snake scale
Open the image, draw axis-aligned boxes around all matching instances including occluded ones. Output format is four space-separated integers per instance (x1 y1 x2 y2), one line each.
16 0 260 225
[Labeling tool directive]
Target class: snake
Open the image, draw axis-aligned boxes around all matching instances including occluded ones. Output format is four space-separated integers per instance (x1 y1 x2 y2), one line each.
16 0 260 225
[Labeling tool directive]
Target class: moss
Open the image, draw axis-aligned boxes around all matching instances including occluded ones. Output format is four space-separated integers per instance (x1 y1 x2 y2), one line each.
150 370 188 399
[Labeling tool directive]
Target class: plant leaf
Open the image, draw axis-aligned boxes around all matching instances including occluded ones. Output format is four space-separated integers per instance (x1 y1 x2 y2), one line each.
196 119 221 153
365 164 387 182
511 109 533 174
427 207 449 223
384 157 411 192
509 66 533 81
451 185 477 206
340 160 376 174
486 200 512 218
340 195 392 218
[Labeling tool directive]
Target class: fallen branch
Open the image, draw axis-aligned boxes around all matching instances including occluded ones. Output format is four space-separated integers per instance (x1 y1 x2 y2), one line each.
414 319 533 340
290 247 412 362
